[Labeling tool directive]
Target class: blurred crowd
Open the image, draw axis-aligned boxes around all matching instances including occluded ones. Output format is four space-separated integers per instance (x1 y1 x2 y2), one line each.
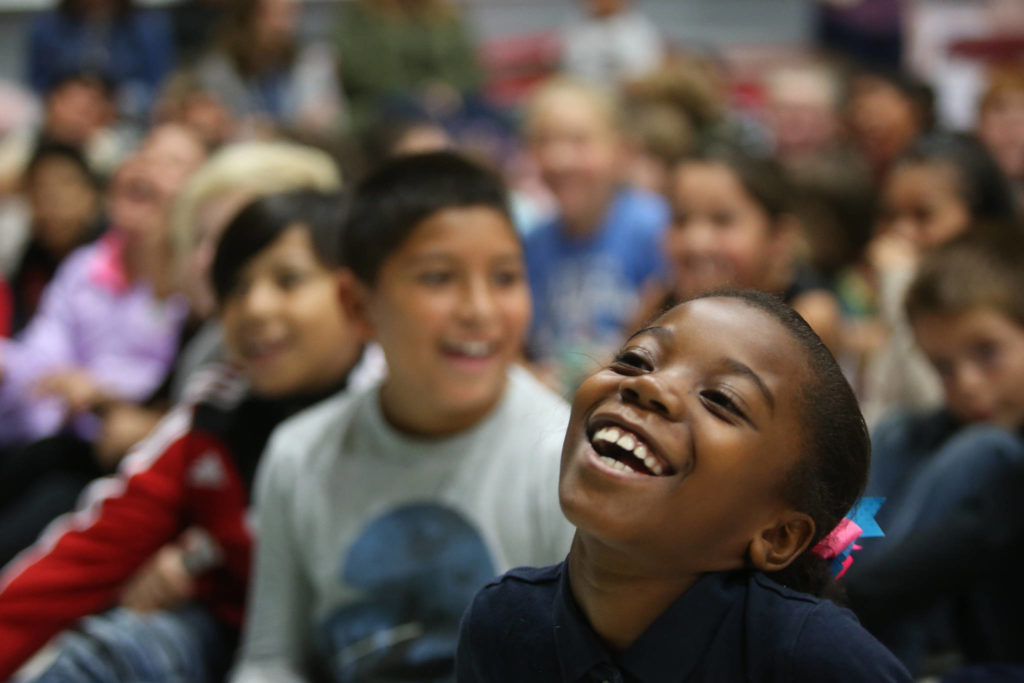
0 0 1021 680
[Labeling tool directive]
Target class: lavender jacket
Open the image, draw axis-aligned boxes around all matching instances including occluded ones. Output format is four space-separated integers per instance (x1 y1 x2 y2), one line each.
0 237 188 446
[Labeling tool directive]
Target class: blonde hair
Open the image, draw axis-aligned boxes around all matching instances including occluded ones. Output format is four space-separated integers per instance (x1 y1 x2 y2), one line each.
170 140 341 265
523 76 623 138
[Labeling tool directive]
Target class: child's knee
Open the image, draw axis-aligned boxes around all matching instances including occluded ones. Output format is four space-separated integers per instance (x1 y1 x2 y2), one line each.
943 425 1024 467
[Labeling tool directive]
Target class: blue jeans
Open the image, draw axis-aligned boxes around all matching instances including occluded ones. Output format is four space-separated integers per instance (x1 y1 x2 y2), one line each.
851 418 1024 673
28 605 233 683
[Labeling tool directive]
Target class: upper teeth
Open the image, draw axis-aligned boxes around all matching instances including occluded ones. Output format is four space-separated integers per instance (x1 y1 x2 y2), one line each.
592 426 665 476
451 341 492 357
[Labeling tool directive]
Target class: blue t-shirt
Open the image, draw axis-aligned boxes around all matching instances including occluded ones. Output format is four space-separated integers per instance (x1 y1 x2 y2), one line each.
524 188 668 368
457 562 912 682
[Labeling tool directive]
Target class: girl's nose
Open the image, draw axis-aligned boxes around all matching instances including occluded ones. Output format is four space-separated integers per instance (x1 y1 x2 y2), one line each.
618 372 678 419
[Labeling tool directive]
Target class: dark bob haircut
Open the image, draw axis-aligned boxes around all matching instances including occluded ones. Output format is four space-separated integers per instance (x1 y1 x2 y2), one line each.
211 189 347 304
896 132 1019 224
677 142 793 223
341 151 513 285
25 141 99 190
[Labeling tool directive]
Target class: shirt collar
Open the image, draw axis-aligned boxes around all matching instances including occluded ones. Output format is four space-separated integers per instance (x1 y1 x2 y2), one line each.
617 572 743 682
87 232 130 293
553 563 745 683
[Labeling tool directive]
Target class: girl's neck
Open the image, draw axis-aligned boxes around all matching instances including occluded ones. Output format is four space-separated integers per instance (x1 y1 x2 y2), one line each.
567 533 698 652
377 375 506 438
122 239 175 299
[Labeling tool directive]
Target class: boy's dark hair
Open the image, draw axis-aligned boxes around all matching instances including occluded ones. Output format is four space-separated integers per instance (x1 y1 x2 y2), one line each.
212 189 347 304
341 151 513 285
25 141 98 190
842 67 936 132
905 227 1024 329
896 132 1019 224
45 69 116 100
695 290 869 597
678 143 792 222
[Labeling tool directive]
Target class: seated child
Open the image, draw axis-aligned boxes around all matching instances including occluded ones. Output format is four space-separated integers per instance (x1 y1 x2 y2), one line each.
638 144 841 352
9 141 103 334
845 231 1024 675
523 77 669 392
457 290 912 682
231 151 574 681
0 190 376 681
847 132 1019 425
0 124 207 450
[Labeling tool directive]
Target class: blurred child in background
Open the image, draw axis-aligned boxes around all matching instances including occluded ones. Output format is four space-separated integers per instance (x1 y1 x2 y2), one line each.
851 132 1019 424
0 125 205 567
846 231 1024 677
977 66 1024 212
27 0 173 119
523 77 668 393
194 0 342 140
842 68 933 181
561 0 665 88
0 190 376 682
640 144 840 352
0 124 205 450
7 143 103 333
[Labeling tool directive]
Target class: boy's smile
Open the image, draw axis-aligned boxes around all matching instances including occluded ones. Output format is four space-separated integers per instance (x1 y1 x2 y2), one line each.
357 205 531 436
560 297 807 572
222 226 358 398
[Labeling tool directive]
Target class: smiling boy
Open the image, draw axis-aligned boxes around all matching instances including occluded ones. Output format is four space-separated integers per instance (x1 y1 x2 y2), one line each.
523 77 668 391
0 191 377 681
232 152 574 682
458 292 910 682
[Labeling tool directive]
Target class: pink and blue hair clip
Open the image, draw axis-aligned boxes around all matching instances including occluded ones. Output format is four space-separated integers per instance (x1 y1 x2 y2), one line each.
810 497 885 579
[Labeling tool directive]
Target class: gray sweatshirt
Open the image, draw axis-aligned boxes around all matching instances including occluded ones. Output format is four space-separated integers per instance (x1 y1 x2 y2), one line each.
232 365 575 682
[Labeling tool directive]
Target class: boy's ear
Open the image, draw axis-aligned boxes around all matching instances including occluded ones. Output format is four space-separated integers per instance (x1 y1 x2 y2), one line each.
336 268 375 340
748 511 815 573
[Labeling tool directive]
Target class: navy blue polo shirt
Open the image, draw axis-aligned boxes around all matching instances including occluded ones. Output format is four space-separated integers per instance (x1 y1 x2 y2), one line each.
457 562 911 682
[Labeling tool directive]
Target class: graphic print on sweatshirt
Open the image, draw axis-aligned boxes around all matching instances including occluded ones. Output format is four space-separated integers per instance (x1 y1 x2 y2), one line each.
318 503 496 682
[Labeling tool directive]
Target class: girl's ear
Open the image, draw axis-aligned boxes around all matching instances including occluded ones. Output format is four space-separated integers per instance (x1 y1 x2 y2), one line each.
748 511 815 573
336 268 375 341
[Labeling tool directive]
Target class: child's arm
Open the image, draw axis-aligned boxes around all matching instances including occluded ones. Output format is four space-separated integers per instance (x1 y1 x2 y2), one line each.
0 253 84 441
231 431 315 682
0 407 195 680
846 427 1024 624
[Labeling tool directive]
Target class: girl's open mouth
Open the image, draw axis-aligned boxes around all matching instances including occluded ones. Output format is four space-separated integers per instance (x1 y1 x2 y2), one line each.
588 424 673 477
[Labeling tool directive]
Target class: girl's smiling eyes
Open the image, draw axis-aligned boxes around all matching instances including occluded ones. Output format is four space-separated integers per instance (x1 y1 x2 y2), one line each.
610 347 654 374
699 387 751 425
609 346 756 427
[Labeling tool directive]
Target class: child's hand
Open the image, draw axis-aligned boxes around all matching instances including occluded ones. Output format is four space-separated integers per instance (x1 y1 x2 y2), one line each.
95 404 164 470
867 231 919 275
120 545 196 613
31 369 109 417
